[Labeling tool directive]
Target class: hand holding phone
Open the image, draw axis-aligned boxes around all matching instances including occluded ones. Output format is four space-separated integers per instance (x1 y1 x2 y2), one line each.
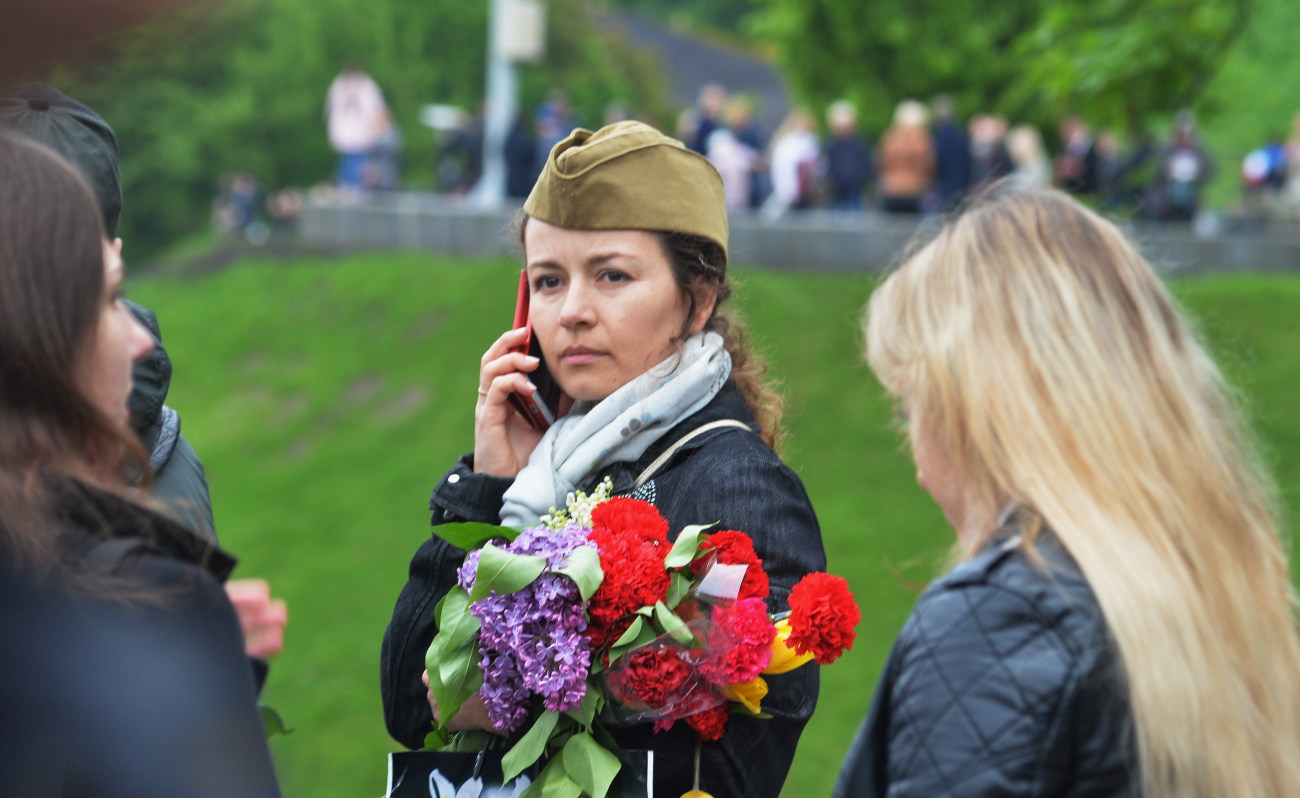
507 270 559 432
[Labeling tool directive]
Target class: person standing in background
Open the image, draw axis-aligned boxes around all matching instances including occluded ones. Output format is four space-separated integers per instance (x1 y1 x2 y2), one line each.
761 109 822 219
824 99 871 211
876 100 934 214
324 61 389 193
1055 115 1098 197
930 95 970 211
1006 124 1051 189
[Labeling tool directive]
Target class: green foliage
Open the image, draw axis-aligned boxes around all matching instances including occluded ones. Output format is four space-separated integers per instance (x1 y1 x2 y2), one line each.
432 521 521 552
127 252 1300 797
614 0 758 29
554 545 604 602
503 710 560 781
425 588 483 732
1014 0 1249 132
1197 0 1300 206
751 0 1049 133
258 703 293 737
50 0 666 258
752 0 1247 135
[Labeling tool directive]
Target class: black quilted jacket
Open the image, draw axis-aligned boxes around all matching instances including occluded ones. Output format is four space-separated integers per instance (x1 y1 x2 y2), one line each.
381 382 827 798
834 524 1138 797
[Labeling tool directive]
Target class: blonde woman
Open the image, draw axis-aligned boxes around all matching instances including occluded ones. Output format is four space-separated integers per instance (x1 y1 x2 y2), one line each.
835 185 1300 797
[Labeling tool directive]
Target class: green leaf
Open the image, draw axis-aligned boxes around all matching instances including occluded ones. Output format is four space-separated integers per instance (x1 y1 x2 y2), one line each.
561 730 622 798
610 616 645 648
526 755 583 798
665 570 693 608
563 685 602 730
502 710 560 782
422 726 451 750
663 522 715 568
432 586 481 651
470 543 547 601
607 620 658 665
591 721 619 750
425 641 482 728
653 601 693 645
430 521 519 551
554 544 604 601
258 703 293 737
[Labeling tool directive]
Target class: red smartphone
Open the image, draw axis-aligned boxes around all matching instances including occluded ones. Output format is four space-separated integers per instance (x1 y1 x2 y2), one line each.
507 269 559 432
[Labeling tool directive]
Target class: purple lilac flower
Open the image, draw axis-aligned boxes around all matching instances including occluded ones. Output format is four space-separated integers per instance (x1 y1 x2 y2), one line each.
466 524 595 733
478 650 531 732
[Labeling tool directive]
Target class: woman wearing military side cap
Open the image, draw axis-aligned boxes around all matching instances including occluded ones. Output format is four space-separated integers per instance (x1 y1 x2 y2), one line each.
381 121 827 797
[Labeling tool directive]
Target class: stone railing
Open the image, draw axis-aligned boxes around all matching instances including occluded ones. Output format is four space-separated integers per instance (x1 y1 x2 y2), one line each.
300 191 1300 274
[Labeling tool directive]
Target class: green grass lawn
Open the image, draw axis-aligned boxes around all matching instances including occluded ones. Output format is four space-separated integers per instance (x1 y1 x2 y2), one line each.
130 253 1300 797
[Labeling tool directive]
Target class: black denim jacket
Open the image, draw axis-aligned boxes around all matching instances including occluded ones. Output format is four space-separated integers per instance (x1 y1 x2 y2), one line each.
381 382 827 798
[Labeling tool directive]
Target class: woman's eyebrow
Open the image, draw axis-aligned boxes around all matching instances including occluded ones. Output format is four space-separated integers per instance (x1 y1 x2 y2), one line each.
585 251 637 267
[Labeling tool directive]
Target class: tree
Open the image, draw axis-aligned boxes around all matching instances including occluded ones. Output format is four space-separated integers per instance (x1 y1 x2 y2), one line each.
1015 0 1251 134
751 0 1048 133
752 0 1249 136
49 0 667 259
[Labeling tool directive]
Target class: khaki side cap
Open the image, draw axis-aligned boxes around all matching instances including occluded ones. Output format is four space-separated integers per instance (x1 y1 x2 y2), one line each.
523 121 729 260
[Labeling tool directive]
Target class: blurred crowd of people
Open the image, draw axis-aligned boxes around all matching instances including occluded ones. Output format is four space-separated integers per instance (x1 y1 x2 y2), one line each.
312 69 1300 231
679 85 1224 223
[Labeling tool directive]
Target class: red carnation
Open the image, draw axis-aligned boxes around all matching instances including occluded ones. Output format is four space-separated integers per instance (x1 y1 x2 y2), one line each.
698 597 776 685
586 526 671 652
692 530 769 601
685 701 730 741
786 573 860 665
591 497 669 546
607 647 693 708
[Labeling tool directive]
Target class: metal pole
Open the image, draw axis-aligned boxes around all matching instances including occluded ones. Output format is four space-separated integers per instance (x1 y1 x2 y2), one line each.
475 0 514 208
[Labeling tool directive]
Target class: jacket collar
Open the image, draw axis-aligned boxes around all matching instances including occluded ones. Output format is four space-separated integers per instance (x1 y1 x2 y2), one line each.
53 477 236 582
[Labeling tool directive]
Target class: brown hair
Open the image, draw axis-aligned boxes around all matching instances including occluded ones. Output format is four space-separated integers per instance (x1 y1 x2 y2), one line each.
0 131 152 584
657 231 785 450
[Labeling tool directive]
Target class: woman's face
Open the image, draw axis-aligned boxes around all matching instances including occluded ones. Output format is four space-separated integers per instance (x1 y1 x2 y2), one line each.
524 220 715 403
81 241 153 426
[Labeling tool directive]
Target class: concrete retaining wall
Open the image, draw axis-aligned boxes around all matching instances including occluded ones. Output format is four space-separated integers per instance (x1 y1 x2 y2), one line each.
300 192 1300 275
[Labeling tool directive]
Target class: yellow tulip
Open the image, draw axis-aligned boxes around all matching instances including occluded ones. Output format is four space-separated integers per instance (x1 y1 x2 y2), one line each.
724 676 768 714
763 618 814 675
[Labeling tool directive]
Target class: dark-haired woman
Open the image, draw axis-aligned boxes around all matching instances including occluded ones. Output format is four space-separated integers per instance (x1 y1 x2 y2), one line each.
382 121 827 798
0 131 280 797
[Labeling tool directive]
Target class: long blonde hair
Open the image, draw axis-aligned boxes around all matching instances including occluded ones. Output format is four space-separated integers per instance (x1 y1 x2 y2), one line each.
865 186 1300 798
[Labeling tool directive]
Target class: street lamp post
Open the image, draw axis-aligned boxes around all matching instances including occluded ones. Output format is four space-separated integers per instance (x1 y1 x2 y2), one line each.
476 0 544 208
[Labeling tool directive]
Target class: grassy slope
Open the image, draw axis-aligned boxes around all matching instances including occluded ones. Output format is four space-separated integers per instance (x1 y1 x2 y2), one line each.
131 254 1300 797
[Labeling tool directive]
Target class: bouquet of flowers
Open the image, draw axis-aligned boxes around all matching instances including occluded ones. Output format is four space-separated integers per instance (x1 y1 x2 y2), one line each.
425 479 860 798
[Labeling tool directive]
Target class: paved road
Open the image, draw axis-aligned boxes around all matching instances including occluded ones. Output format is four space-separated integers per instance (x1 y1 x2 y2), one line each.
599 10 791 136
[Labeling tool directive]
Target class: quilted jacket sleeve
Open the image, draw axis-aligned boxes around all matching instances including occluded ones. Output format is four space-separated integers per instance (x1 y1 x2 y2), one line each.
880 579 1087 797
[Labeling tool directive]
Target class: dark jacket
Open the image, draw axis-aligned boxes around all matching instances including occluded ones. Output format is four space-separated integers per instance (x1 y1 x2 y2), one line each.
0 479 280 798
826 133 873 207
126 300 217 541
932 120 972 209
381 382 827 798
834 523 1137 797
